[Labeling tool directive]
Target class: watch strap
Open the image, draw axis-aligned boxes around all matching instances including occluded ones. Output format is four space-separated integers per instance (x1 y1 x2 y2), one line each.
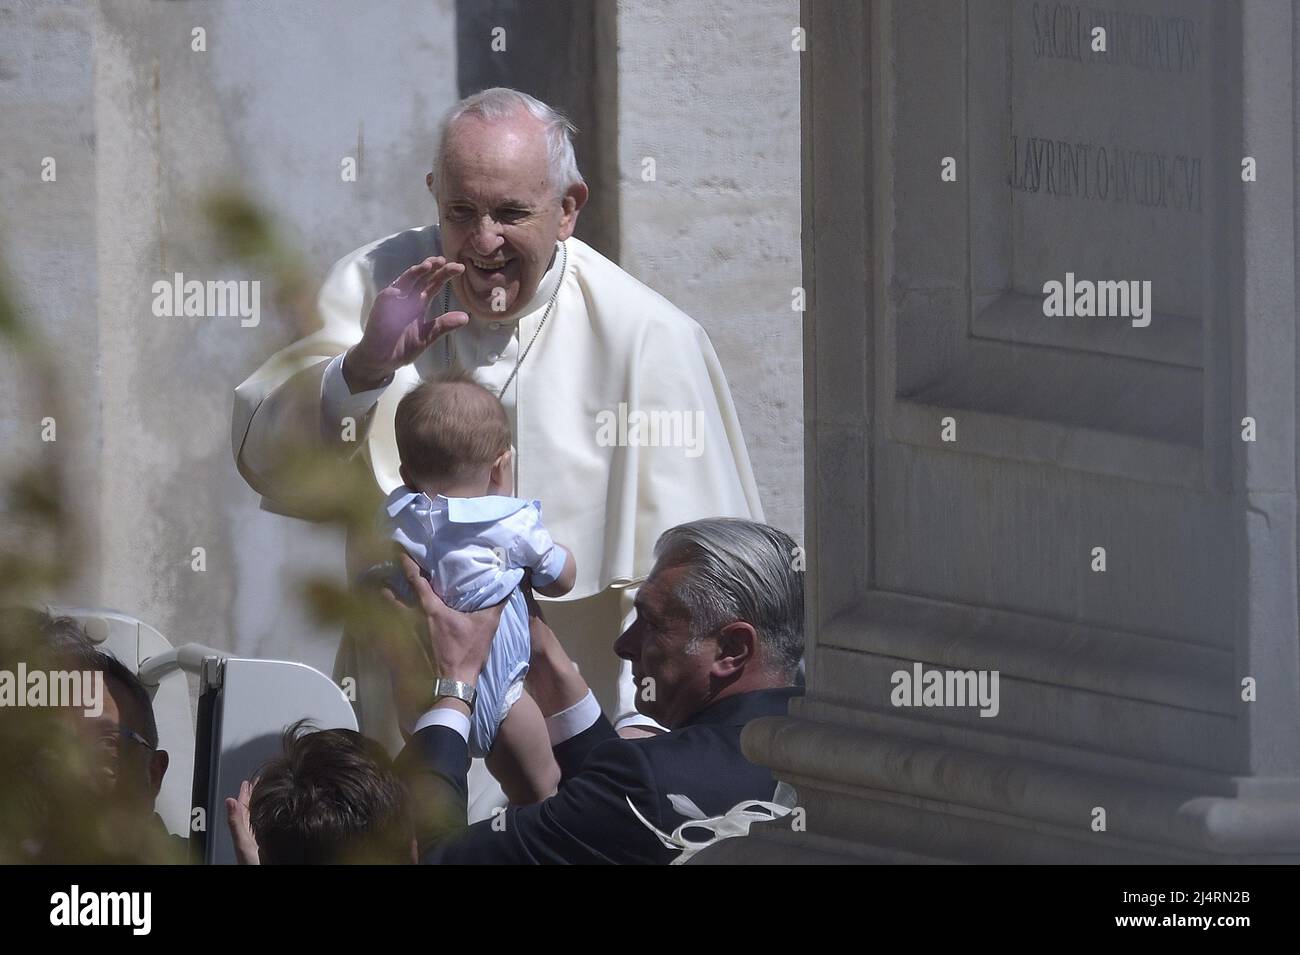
431 677 477 711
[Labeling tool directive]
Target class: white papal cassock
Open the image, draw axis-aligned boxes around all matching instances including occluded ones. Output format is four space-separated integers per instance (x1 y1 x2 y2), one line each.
232 227 764 815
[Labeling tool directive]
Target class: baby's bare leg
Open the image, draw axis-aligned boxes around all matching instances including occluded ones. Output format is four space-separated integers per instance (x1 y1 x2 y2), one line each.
485 689 561 805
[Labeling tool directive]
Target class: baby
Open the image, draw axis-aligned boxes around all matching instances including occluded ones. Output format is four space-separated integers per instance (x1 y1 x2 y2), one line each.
375 369 575 805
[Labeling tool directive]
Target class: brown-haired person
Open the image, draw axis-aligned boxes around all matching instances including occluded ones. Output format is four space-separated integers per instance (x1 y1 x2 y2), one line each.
225 721 415 865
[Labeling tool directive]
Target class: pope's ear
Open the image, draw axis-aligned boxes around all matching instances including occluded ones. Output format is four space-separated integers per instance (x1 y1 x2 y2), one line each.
557 182 588 240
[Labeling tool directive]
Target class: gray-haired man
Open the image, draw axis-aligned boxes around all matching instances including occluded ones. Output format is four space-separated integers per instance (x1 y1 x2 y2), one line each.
390 518 804 865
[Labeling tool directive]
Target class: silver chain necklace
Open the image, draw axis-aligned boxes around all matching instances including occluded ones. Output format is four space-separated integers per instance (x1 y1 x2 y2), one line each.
442 243 568 399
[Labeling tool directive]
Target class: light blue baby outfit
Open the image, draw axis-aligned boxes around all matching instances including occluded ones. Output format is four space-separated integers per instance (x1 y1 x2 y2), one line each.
381 487 569 757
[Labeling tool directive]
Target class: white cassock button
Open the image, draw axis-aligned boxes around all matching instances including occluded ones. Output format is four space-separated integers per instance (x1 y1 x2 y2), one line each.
489 321 502 330
487 351 501 363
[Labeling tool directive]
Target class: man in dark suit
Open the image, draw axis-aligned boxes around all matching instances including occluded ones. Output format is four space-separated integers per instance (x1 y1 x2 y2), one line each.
389 518 804 864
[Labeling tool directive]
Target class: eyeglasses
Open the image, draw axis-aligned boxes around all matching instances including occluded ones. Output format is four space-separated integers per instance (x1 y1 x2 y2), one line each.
89 723 156 760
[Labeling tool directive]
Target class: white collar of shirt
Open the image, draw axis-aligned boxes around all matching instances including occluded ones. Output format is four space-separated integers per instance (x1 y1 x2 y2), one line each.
384 486 530 524
444 494 530 524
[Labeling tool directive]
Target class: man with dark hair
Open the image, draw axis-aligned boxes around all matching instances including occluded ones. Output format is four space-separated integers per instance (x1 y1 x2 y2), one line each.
230 721 415 865
63 625 186 862
0 609 184 863
389 517 804 864
0 607 91 862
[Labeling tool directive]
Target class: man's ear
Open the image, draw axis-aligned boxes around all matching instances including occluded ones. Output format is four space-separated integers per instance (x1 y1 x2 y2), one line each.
149 750 169 799
712 621 757 678
557 182 589 240
426 171 436 196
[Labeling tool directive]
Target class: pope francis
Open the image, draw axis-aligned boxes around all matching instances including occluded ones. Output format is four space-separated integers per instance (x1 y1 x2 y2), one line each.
231 88 763 814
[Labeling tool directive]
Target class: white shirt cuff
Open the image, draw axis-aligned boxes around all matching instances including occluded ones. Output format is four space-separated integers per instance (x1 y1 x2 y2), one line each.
546 690 602 746
614 712 667 733
413 706 471 741
321 352 390 431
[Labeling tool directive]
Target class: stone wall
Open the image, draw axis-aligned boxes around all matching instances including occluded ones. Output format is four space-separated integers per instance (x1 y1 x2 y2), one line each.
724 0 1300 865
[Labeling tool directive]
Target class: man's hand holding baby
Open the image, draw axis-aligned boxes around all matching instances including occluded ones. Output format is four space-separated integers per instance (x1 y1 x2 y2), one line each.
382 552 503 718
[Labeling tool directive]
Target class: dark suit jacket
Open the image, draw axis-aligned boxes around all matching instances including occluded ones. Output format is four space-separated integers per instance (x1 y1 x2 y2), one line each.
395 686 801 864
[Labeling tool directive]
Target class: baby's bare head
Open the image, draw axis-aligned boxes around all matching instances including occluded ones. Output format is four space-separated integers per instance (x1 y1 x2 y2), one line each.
394 369 511 489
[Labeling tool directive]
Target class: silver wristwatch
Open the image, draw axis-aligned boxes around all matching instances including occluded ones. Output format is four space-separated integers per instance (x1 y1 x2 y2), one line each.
431 677 477 711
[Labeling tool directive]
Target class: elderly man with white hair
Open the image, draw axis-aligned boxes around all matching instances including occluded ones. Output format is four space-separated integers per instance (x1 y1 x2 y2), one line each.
232 88 764 812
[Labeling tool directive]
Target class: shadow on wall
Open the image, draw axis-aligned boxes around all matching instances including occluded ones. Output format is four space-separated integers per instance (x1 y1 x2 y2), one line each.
455 0 619 261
